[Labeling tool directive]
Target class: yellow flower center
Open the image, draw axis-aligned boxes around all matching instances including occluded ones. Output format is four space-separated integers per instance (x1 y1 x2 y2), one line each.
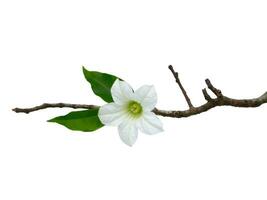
128 101 143 117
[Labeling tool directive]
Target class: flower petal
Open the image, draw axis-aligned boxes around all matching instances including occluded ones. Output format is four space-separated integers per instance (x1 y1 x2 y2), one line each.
98 103 128 126
111 79 134 105
134 85 157 111
118 121 138 146
137 112 163 135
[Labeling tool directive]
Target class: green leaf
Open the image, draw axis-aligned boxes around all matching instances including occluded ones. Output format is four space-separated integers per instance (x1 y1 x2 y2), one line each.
48 108 104 132
82 67 119 103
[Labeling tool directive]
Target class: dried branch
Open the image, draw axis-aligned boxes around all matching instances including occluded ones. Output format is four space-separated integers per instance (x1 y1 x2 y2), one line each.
168 65 194 109
12 103 98 114
12 66 267 118
154 92 267 118
205 79 223 98
202 88 212 101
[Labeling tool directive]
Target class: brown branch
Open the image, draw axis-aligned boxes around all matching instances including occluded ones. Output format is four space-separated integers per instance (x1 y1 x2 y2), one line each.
12 67 267 118
168 65 194 109
202 88 212 101
153 76 267 118
12 103 99 114
154 92 267 118
205 79 223 98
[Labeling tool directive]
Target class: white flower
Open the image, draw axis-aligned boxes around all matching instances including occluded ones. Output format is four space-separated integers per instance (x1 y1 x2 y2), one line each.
98 79 164 146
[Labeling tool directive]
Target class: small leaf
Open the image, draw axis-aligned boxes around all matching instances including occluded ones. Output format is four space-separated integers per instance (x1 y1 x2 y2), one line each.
48 108 104 132
82 67 119 103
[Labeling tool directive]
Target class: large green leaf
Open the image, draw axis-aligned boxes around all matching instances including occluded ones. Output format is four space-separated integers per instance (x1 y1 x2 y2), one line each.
48 108 104 132
82 67 118 103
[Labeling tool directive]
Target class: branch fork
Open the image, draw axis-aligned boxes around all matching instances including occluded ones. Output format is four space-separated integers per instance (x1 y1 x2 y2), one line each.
13 66 267 118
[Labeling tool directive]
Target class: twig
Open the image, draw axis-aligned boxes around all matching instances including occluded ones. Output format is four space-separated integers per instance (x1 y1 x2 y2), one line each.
168 65 194 109
205 79 223 98
12 67 267 118
202 88 212 101
12 103 98 114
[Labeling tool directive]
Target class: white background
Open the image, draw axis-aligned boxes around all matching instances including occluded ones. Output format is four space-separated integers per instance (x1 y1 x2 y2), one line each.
1 0 267 199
